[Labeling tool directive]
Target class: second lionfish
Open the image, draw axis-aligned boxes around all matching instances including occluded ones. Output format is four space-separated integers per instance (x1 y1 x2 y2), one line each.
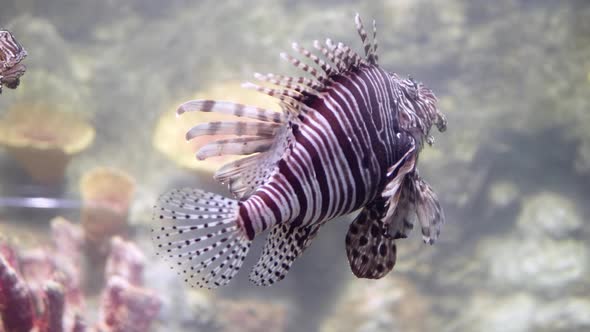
153 14 447 288
0 29 27 94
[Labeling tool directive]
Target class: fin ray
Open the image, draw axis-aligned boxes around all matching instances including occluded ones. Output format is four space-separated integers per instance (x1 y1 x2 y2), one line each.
152 188 252 289
196 136 274 160
414 176 444 244
186 121 280 140
345 199 397 279
249 222 323 286
213 152 275 199
177 100 284 123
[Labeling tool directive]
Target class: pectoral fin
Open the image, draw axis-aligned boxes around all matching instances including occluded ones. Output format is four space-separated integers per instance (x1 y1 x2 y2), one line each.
345 199 397 279
346 135 417 279
414 176 444 244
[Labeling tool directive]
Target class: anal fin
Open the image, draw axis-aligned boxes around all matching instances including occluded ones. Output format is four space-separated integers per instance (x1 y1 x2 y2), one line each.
249 222 322 286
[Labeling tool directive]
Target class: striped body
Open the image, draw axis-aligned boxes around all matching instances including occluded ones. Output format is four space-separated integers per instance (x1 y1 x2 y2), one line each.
153 14 447 289
240 65 410 238
0 31 24 63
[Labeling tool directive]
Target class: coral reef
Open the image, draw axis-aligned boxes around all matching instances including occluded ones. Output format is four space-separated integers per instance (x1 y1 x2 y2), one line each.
320 275 431 332
0 255 35 332
437 189 590 332
478 191 588 295
217 299 288 332
0 103 95 185
79 168 135 254
452 292 590 332
0 217 161 332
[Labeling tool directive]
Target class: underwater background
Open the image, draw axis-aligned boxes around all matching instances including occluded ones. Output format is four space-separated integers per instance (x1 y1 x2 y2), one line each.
0 0 589 331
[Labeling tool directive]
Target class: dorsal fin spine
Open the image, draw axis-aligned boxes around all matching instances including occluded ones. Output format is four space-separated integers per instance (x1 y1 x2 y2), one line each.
313 40 341 72
370 19 379 64
354 13 372 59
292 42 335 76
253 72 321 97
241 81 302 101
279 52 324 81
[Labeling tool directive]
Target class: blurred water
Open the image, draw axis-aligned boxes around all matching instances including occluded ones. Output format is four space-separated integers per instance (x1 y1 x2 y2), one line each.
0 1 589 332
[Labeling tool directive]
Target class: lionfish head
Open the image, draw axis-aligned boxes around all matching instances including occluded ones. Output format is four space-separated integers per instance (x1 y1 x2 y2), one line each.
398 75 447 136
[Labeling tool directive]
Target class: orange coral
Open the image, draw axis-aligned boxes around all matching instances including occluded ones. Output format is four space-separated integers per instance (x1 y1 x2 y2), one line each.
0 102 95 185
153 81 280 174
79 167 135 253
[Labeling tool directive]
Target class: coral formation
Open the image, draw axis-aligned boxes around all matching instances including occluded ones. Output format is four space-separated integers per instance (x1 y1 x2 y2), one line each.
478 191 588 295
79 168 135 253
0 217 161 332
0 103 95 185
454 292 590 332
320 275 431 332
97 275 161 332
0 255 35 332
217 299 288 332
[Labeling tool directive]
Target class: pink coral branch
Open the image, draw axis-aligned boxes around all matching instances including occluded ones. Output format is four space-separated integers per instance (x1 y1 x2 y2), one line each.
0 255 35 332
99 276 161 332
1 218 161 332
39 281 65 332
0 243 19 272
50 218 85 315
104 237 145 287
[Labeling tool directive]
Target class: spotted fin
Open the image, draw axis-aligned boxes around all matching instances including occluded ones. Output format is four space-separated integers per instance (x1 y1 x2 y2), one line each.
249 222 323 286
345 199 397 279
151 188 252 289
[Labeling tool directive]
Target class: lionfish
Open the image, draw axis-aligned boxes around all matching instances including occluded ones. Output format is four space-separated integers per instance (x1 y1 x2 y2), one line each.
0 29 27 94
153 14 447 288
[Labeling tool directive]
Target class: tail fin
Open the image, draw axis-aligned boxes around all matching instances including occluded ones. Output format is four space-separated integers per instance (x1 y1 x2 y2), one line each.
151 188 251 289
